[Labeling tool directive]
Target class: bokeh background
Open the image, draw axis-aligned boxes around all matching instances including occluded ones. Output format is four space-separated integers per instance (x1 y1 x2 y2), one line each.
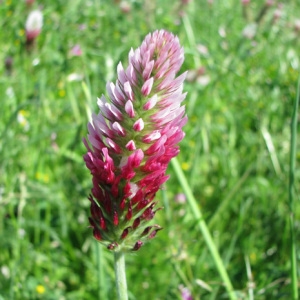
1 0 300 299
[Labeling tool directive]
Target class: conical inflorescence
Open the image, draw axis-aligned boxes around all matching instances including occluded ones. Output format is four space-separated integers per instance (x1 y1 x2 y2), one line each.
83 30 187 251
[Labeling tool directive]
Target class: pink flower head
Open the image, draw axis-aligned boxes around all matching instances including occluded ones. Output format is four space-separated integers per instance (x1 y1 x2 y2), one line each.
265 0 274 6
70 44 82 56
119 1 131 13
179 285 193 300
273 8 282 21
25 10 43 42
25 0 35 6
175 193 186 204
242 23 257 39
241 0 250 5
294 19 300 32
83 30 187 251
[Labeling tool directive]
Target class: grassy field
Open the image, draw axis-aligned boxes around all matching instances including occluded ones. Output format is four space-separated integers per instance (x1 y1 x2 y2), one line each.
1 0 300 299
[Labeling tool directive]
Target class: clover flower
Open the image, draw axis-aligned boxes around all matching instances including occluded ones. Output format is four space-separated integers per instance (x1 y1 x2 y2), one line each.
25 10 43 46
83 30 187 251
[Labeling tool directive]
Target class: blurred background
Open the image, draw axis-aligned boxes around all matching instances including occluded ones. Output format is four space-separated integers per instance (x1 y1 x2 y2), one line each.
1 0 300 299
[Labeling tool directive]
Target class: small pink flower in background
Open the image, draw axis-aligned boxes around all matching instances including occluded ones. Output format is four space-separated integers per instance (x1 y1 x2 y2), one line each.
70 44 82 56
175 0 192 21
78 24 87 31
25 10 43 49
241 0 250 5
25 0 35 6
242 23 257 39
119 1 131 13
265 0 274 6
277 2 284 9
294 19 300 32
25 10 43 41
273 4 284 23
175 193 186 204
186 67 210 87
179 285 193 300
51 132 59 152
197 75 210 86
83 30 187 251
196 44 209 56
273 9 282 22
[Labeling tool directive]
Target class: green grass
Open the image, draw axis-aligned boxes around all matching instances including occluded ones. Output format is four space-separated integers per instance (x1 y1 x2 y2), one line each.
1 0 300 299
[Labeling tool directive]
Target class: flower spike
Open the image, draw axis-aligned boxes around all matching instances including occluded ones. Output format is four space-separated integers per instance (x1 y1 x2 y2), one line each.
83 30 187 251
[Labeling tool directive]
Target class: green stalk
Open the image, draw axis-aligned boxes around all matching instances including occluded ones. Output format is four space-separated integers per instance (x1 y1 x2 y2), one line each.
114 251 128 300
96 243 105 300
171 158 237 300
289 77 299 300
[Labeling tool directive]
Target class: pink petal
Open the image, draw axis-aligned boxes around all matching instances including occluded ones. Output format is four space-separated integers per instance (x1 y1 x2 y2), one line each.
133 118 144 131
125 100 135 118
143 94 158 110
92 113 114 138
117 62 127 85
145 135 167 155
141 49 151 68
155 59 170 79
106 137 122 154
106 82 123 106
141 77 154 96
112 121 126 136
142 130 161 143
124 81 134 100
126 140 136 151
142 60 154 80
126 64 138 86
97 96 123 121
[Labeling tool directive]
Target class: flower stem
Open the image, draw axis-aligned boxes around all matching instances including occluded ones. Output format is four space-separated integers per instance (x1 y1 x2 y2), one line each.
289 76 299 300
171 157 237 300
114 251 128 300
96 243 106 300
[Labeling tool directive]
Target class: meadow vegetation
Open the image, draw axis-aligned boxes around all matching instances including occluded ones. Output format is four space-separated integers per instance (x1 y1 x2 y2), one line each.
0 0 299 299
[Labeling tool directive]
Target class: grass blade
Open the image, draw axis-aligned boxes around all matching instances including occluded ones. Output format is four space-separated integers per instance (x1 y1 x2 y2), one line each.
289 75 299 300
171 157 237 300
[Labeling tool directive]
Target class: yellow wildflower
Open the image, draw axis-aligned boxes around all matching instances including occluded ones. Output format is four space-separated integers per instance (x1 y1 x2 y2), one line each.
36 285 45 294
